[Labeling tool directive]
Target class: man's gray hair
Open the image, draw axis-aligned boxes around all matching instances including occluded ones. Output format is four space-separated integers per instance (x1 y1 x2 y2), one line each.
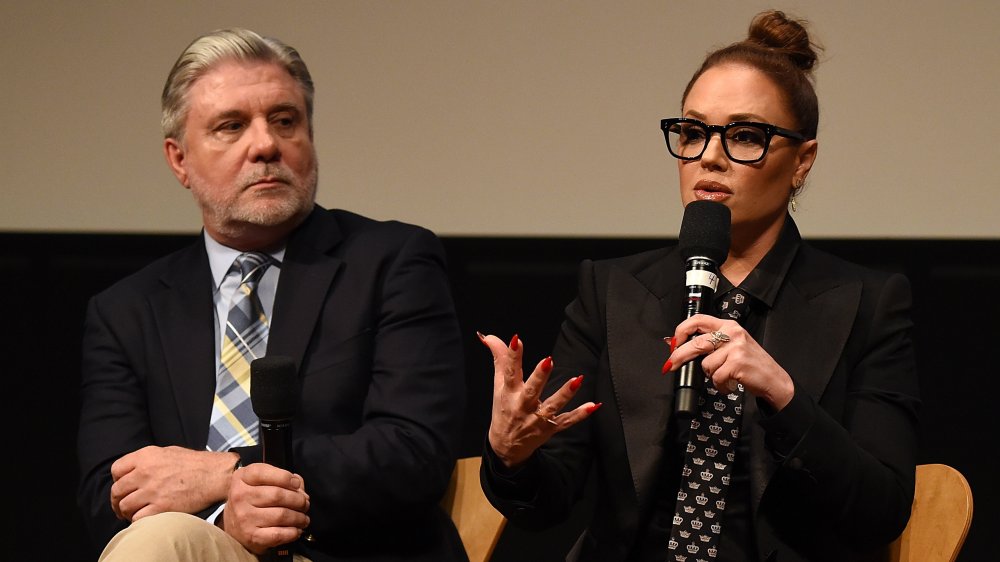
161 28 314 140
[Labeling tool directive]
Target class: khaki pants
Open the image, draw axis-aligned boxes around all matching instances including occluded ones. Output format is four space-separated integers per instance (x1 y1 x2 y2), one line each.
100 512 311 562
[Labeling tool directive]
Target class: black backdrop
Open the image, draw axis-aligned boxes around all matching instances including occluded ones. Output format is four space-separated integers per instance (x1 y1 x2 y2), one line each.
3 232 995 561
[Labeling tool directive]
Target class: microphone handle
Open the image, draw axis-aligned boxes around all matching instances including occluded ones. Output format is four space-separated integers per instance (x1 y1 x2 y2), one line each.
675 258 718 418
260 419 293 471
260 419 294 562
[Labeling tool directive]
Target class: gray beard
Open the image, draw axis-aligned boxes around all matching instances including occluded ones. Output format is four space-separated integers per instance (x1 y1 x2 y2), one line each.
193 164 319 240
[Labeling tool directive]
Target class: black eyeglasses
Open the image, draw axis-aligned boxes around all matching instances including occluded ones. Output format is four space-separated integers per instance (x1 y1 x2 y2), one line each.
660 118 806 164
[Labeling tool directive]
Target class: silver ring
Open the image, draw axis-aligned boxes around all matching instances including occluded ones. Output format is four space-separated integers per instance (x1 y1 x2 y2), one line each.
533 408 559 426
707 330 730 350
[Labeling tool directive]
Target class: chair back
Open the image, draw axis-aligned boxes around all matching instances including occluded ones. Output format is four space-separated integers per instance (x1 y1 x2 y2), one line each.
441 456 507 562
888 463 973 562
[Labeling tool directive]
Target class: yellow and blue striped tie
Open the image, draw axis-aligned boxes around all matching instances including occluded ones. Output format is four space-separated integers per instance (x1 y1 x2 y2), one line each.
207 252 272 451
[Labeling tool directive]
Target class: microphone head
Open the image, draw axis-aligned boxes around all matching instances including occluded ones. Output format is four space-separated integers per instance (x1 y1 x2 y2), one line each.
678 200 731 264
250 355 299 421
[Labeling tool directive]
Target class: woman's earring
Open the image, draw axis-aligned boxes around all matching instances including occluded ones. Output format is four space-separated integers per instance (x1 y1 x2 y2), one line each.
790 179 804 212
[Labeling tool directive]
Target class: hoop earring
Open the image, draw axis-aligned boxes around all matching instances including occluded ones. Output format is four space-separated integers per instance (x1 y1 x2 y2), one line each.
790 179 804 212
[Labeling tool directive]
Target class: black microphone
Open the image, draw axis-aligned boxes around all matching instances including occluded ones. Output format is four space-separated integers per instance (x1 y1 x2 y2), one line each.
674 200 731 418
250 355 299 562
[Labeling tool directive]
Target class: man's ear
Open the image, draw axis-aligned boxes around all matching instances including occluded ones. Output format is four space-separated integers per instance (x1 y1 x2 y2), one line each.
164 138 190 188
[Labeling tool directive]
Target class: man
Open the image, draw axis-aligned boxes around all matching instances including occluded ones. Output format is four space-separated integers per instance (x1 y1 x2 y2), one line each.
77 28 468 561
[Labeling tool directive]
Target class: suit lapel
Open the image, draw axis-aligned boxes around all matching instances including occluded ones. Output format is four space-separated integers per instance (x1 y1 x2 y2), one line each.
149 242 217 447
765 280 860 403
146 209 345 448
267 208 344 370
749 247 862 511
606 250 687 505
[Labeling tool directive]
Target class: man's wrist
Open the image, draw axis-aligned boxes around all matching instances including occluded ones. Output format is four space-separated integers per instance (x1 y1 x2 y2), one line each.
210 452 241 530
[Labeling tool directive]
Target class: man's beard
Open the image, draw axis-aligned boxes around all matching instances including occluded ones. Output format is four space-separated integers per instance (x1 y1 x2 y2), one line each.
190 163 318 240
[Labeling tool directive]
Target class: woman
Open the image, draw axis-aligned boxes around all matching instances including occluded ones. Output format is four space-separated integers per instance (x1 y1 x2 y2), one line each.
479 10 919 562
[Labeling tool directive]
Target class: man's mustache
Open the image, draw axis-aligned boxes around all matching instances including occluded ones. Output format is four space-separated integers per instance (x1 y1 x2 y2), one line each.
241 166 296 188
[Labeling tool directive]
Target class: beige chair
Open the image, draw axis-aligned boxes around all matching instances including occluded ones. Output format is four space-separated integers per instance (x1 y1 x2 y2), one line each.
888 463 973 562
441 456 508 562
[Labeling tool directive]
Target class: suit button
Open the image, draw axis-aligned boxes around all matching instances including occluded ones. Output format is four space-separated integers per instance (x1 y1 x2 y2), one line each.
787 457 804 470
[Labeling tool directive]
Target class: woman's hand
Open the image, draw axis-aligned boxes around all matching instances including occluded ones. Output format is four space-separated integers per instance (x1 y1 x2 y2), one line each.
664 314 795 411
479 332 600 469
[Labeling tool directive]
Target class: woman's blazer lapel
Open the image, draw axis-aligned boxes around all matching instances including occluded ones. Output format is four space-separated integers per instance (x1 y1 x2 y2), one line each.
749 244 863 513
605 249 689 513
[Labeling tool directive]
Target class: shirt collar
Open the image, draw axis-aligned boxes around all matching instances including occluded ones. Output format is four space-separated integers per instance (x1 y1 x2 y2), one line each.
719 215 801 309
203 231 286 291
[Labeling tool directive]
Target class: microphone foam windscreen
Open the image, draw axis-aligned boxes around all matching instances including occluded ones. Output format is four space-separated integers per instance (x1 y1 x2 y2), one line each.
250 355 299 420
678 200 732 263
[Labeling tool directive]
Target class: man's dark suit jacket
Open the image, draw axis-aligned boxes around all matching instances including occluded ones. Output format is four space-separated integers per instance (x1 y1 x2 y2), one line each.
78 207 468 561
483 219 920 562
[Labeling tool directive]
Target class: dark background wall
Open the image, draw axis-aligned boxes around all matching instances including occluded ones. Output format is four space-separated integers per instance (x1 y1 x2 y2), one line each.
4 233 996 561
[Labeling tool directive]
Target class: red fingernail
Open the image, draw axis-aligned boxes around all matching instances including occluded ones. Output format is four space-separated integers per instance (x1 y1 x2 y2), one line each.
541 356 553 372
476 331 488 346
509 334 519 351
570 375 584 391
586 402 602 414
661 359 673 374
669 337 677 353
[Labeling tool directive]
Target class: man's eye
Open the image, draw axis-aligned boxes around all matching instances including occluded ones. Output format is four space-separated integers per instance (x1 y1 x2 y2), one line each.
218 122 244 133
272 115 296 128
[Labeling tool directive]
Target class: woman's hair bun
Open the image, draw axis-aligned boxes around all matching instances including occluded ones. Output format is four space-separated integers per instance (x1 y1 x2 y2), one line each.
746 10 819 72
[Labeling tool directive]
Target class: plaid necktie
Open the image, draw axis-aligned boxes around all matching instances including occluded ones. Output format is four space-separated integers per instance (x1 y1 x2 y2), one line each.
667 287 752 560
206 252 272 452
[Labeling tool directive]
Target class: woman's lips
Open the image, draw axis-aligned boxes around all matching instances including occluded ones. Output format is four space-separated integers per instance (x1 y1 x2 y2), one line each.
694 181 732 201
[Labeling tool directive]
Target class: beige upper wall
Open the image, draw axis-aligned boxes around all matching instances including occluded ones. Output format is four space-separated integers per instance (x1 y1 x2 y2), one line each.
2 0 997 238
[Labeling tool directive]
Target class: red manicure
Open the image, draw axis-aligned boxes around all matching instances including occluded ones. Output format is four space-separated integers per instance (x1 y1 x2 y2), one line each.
661 359 673 374
509 334 519 351
669 336 677 353
586 402 603 414
570 375 584 391
476 331 489 347
541 356 553 372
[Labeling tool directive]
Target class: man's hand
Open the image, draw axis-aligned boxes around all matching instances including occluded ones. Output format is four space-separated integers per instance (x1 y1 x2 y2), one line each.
110 445 238 521
223 463 311 554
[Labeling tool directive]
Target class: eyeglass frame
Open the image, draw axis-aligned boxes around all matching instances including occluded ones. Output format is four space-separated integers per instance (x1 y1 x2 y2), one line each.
660 117 807 164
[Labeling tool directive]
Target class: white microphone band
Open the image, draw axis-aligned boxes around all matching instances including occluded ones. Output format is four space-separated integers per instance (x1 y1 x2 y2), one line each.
686 269 719 291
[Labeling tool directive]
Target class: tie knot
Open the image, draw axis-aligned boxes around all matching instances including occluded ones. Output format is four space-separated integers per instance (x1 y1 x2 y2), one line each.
718 287 751 324
233 252 271 286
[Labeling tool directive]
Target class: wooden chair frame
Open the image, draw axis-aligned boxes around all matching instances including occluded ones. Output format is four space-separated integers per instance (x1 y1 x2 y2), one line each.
441 457 508 562
888 463 973 562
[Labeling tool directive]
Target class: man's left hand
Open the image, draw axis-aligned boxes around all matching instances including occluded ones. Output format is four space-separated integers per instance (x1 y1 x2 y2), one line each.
109 445 238 521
